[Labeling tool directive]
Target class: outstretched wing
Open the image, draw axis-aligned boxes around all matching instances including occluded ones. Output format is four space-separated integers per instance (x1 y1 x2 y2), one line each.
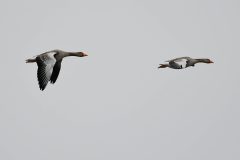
166 57 192 62
167 57 192 69
169 61 183 69
36 52 57 90
50 59 62 84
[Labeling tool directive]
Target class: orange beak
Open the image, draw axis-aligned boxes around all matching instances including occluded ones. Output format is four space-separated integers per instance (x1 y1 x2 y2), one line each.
83 52 88 57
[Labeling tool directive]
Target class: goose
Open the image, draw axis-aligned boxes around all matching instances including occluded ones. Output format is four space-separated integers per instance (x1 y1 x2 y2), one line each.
158 57 213 69
26 49 88 90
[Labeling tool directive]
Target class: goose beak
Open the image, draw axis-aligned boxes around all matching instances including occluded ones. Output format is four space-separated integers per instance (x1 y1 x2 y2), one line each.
82 52 88 57
209 60 214 63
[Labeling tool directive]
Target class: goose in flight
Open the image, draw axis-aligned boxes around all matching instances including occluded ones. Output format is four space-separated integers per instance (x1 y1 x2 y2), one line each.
26 49 88 90
158 57 213 69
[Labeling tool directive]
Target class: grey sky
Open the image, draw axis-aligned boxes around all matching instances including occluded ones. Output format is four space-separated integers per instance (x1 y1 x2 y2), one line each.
0 0 240 160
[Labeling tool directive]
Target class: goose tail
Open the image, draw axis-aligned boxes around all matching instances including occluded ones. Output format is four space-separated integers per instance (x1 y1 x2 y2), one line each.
158 64 169 68
25 58 36 63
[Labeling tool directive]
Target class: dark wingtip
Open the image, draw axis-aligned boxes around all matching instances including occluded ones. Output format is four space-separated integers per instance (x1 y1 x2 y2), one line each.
39 87 45 91
38 83 46 91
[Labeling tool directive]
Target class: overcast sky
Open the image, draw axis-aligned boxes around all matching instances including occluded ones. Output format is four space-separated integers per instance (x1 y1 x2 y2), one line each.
0 0 240 160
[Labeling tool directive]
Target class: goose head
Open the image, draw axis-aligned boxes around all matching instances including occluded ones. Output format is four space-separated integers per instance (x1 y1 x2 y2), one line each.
76 52 88 57
204 59 214 64
196 58 214 64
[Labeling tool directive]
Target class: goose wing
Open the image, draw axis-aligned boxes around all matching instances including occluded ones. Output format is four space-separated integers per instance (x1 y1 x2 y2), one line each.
169 61 183 69
50 59 62 84
36 52 57 90
166 57 192 62
167 57 192 69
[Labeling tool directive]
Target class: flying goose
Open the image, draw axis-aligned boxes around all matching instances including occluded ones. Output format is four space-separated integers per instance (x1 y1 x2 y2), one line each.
26 49 88 90
158 57 213 69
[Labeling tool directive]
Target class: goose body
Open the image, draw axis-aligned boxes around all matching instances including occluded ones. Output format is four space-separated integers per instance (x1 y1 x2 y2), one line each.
26 49 88 90
158 57 213 69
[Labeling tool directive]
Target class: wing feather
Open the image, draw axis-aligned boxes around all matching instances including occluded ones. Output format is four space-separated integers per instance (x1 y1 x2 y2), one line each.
36 52 57 90
166 57 192 62
50 60 62 84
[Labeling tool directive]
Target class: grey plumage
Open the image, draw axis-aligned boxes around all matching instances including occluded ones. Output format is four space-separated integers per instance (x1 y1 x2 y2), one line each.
159 57 213 69
26 49 88 90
